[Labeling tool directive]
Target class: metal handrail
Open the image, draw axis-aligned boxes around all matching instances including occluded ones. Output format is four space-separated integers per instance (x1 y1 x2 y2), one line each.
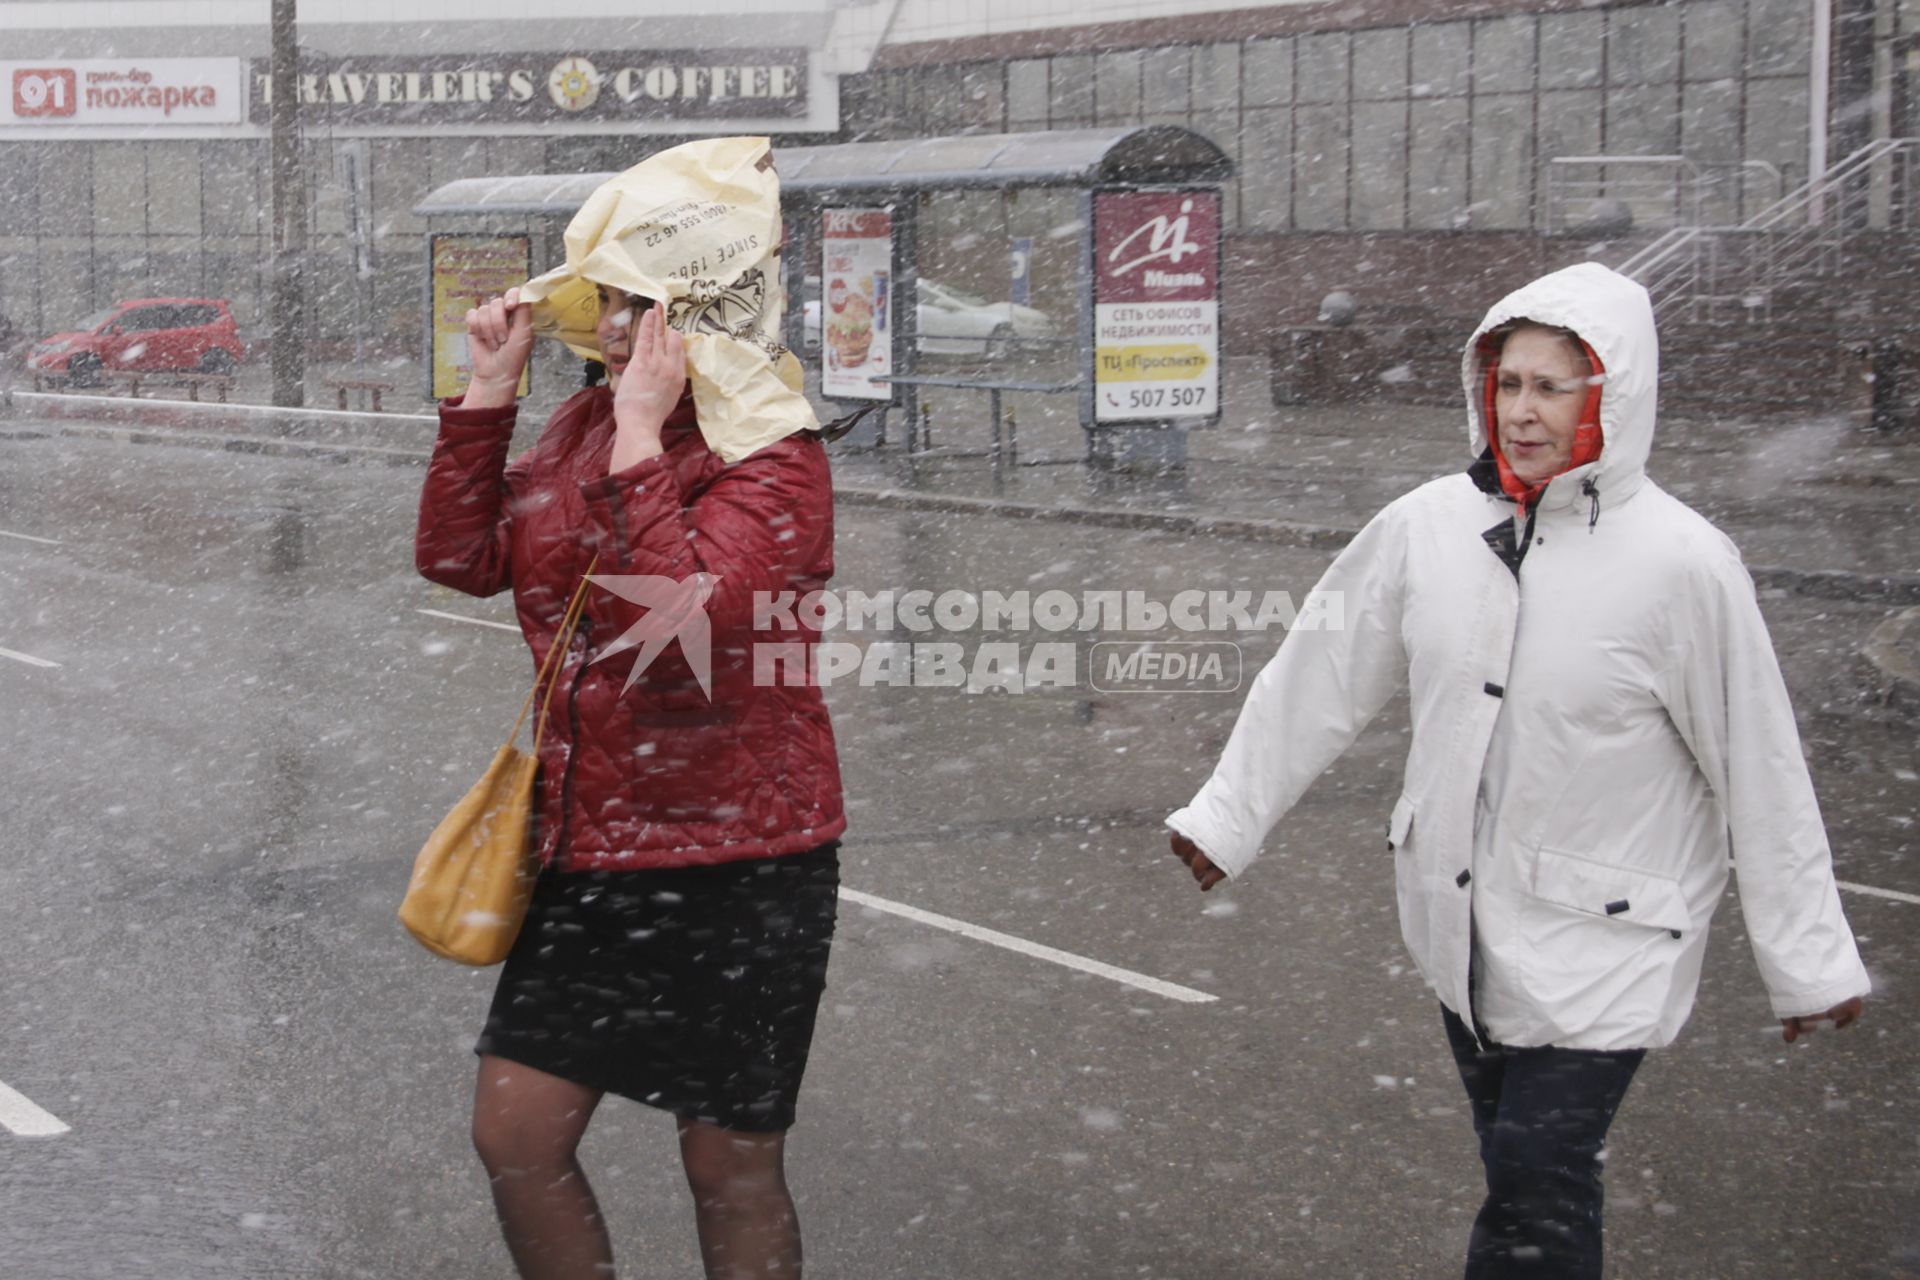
1742 139 1906 231
1544 155 1701 234
1614 139 1917 315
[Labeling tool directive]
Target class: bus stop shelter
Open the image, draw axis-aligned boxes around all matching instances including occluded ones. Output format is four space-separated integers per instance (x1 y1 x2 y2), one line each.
414 124 1233 469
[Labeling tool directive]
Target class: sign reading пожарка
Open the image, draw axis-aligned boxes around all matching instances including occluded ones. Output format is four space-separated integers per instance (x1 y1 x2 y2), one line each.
1091 190 1220 423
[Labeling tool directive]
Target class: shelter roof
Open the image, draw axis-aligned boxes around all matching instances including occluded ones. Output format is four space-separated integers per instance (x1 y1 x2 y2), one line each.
413 125 1233 216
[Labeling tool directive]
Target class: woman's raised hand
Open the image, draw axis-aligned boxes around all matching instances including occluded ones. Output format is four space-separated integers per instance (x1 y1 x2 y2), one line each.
610 305 688 472
463 287 534 407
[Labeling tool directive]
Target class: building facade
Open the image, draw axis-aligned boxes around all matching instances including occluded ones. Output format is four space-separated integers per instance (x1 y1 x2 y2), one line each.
1 0 1915 376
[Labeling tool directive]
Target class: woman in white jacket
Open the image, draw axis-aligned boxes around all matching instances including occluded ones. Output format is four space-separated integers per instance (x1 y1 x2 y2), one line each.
1166 262 1868 1279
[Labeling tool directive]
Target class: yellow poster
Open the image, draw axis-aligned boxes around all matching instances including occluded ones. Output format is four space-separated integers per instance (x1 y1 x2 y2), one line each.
430 234 532 401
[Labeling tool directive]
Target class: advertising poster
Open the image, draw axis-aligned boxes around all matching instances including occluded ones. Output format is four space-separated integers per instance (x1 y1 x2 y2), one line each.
820 207 893 401
429 234 532 401
1091 189 1221 423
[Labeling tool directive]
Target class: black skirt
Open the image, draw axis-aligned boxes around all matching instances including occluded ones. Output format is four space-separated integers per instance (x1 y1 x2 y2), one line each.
476 842 840 1133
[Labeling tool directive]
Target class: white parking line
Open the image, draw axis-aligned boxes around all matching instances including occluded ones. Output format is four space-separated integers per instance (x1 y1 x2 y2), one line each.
0 529 62 546
1839 880 1920 907
416 608 519 633
841 887 1218 1005
0 646 59 669
0 1079 69 1136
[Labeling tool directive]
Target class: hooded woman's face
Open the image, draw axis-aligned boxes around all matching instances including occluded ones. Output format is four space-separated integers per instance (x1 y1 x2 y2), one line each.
1494 326 1591 486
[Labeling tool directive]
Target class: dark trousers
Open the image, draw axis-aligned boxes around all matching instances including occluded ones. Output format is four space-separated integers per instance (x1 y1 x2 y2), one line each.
1442 1005 1646 1280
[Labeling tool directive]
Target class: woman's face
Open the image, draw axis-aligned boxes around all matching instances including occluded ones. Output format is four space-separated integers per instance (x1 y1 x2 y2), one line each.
1494 326 1591 486
594 285 650 386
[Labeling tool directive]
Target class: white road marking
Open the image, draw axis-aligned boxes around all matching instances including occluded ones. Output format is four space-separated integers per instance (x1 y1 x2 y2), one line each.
1839 880 1920 907
840 887 1218 1005
0 1079 69 1136
0 529 62 546
416 608 519 633
0 646 59 669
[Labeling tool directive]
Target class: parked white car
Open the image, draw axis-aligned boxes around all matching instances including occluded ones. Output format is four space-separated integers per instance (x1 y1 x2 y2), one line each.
801 278 1053 358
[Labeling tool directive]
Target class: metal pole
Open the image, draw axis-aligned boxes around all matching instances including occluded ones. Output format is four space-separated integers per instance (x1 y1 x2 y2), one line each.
269 0 305 407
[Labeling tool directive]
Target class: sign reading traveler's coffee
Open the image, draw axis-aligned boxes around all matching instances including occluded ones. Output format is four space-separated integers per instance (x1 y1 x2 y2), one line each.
250 51 808 125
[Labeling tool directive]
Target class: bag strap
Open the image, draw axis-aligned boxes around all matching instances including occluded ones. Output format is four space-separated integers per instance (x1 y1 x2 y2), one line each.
506 555 600 750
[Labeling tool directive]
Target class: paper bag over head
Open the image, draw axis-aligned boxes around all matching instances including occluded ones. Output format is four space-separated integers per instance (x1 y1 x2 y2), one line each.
516 136 818 465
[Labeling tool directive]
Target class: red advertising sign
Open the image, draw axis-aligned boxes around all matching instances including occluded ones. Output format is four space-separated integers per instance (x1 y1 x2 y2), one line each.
1092 190 1222 422
1094 191 1219 304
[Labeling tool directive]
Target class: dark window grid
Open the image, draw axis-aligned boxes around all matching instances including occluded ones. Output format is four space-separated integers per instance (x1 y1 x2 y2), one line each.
1345 31 1355 229
1531 15 1544 231
1289 36 1300 231
1404 27 1415 229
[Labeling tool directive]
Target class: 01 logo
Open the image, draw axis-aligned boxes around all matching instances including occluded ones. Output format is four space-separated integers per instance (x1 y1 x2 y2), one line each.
13 68 78 118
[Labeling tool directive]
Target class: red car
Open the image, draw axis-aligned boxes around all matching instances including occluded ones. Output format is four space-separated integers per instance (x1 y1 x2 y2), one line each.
28 297 244 385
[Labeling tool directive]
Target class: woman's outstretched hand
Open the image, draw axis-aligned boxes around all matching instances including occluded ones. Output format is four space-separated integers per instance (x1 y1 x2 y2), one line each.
1780 996 1865 1043
610 306 688 473
463 287 534 408
1170 831 1226 891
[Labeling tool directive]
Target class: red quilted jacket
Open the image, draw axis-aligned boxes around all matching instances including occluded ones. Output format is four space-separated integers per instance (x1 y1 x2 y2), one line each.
415 386 845 872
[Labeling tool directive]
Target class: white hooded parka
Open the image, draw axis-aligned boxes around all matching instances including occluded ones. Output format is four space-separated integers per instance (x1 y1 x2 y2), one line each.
1167 263 1869 1051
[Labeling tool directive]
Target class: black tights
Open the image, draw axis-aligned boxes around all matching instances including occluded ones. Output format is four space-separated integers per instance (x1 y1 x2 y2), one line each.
472 1055 802 1279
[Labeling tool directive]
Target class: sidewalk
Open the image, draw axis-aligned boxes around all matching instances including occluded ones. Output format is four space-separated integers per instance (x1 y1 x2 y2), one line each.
817 353 1920 599
6 351 1917 600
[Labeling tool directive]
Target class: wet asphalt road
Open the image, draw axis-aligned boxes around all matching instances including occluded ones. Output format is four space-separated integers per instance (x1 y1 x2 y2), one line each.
0 432 1915 1280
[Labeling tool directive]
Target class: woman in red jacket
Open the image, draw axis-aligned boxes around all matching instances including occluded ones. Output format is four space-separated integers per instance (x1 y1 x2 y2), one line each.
416 280 845 1280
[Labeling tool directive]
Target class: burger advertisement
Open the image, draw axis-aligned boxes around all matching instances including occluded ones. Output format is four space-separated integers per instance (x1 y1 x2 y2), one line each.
821 206 892 401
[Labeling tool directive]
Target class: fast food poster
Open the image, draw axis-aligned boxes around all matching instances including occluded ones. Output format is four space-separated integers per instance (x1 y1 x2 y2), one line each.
429 234 532 401
820 207 892 401
1091 189 1221 423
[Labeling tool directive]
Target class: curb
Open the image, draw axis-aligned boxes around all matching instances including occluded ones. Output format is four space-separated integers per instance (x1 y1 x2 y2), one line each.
8 413 1918 606
1859 607 1920 721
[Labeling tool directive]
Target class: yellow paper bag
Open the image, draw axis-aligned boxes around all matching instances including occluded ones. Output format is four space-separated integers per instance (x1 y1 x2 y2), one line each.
517 136 818 464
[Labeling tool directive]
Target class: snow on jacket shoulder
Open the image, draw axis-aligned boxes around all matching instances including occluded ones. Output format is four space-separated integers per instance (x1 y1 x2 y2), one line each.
1169 263 1868 1051
416 386 846 872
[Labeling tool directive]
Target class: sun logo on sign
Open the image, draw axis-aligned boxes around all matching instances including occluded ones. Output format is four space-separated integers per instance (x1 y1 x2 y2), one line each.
548 57 601 112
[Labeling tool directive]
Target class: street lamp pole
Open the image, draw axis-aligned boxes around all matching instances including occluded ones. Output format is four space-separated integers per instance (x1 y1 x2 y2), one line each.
269 0 305 407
